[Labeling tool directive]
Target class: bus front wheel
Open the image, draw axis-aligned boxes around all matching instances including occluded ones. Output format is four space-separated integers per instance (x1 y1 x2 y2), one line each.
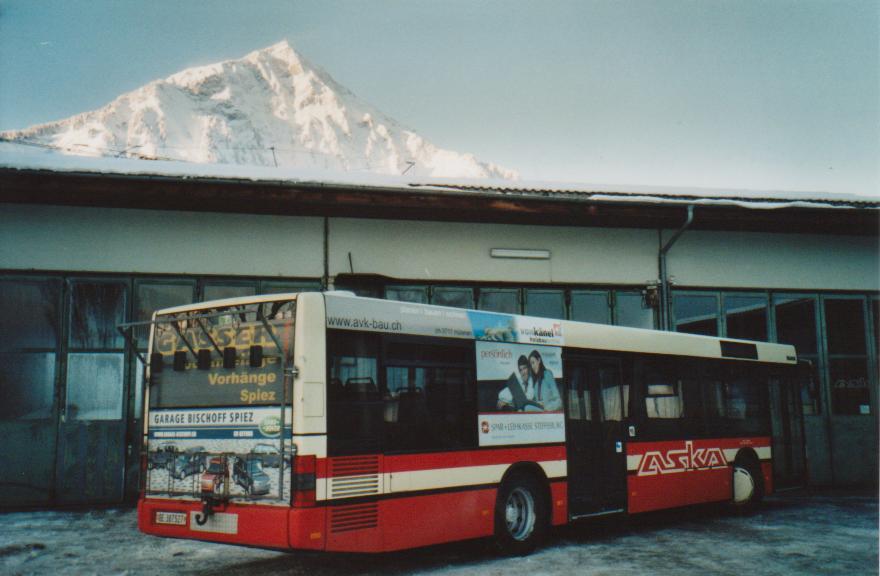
493 473 548 555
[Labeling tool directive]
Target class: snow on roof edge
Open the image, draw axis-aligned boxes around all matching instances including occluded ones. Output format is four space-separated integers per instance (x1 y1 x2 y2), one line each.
0 141 876 210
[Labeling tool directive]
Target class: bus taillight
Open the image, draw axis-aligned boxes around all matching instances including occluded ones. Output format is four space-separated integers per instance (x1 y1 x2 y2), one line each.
292 455 316 507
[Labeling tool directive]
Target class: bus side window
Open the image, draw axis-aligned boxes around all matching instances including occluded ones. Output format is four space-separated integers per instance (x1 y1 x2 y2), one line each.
327 331 383 455
644 362 683 420
598 363 625 422
382 339 475 452
566 366 591 421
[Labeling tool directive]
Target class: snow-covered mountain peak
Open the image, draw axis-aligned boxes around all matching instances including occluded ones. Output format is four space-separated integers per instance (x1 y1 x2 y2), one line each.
1 40 517 180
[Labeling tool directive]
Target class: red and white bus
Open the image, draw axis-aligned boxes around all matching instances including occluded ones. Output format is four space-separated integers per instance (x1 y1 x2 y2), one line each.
137 292 806 554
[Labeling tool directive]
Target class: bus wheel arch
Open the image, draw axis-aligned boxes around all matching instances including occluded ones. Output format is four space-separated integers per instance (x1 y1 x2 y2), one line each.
493 463 550 555
731 448 764 507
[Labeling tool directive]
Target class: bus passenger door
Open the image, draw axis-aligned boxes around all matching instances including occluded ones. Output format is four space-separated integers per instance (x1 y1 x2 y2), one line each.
564 357 627 518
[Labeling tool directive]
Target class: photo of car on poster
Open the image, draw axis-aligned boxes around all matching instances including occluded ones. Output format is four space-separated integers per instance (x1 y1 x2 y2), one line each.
145 437 291 503
476 341 565 446
144 406 292 504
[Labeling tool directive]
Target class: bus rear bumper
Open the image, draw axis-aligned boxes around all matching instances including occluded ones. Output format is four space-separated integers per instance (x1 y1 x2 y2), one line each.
139 498 312 550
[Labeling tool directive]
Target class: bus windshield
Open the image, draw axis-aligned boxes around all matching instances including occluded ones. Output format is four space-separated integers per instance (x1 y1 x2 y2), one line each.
148 299 295 409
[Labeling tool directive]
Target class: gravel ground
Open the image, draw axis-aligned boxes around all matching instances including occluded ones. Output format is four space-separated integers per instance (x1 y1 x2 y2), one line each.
0 491 876 575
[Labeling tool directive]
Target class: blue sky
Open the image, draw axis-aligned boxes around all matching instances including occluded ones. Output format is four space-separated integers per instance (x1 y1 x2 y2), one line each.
0 0 877 195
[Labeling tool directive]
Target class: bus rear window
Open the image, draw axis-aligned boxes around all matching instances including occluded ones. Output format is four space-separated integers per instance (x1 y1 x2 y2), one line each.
148 300 295 408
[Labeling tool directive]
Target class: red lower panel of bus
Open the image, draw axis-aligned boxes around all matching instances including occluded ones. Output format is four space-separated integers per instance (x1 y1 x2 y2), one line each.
339 489 496 552
628 467 732 514
626 437 771 514
323 481 567 553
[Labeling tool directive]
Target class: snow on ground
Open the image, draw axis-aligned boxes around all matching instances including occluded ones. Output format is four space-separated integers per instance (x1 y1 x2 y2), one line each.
0 492 876 575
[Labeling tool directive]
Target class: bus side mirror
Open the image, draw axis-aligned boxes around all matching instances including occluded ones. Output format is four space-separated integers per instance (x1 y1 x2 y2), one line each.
150 352 164 374
249 345 263 368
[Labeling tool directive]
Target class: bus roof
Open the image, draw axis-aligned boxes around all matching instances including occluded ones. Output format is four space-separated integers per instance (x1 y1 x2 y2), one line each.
153 292 796 365
321 293 797 365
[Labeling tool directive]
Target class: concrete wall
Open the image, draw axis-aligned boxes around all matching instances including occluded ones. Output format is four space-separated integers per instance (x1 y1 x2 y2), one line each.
0 204 324 278
4 207 877 293
328 218 659 285
669 231 880 291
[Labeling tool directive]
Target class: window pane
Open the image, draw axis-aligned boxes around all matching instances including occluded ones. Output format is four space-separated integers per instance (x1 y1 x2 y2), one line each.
134 356 145 421
327 332 382 454
598 364 625 421
385 365 472 451
570 291 610 324
566 366 590 420
724 295 767 341
872 300 879 357
724 373 768 435
202 283 256 302
799 356 821 415
774 297 818 355
66 353 124 420
644 362 683 419
431 287 474 309
673 293 718 335
259 280 321 295
525 290 565 320
824 299 866 355
829 358 871 415
385 285 428 304
135 282 194 341
704 379 726 419
0 352 55 420
616 291 654 329
0 279 61 349
479 288 520 314
69 282 126 349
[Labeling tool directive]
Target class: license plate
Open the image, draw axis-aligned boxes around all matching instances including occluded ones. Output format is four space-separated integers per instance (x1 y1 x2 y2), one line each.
155 511 187 526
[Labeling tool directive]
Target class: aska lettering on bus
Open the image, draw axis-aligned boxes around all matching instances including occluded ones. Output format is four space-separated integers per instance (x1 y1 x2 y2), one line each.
637 441 728 476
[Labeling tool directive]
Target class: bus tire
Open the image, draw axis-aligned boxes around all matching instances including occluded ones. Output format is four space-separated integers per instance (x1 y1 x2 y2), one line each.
732 458 764 509
493 472 548 555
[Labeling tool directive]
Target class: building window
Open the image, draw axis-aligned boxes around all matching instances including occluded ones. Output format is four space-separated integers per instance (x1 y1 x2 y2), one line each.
773 295 821 415
70 282 127 349
478 288 520 314
673 293 719 335
66 353 125 420
0 278 61 421
67 280 128 422
616 291 655 329
259 280 322 295
525 289 565 320
386 285 429 304
723 294 767 341
824 298 870 416
570 290 610 324
202 282 257 302
431 286 475 310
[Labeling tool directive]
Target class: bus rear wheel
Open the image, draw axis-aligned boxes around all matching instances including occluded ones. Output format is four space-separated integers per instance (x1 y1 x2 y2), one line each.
493 473 548 555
